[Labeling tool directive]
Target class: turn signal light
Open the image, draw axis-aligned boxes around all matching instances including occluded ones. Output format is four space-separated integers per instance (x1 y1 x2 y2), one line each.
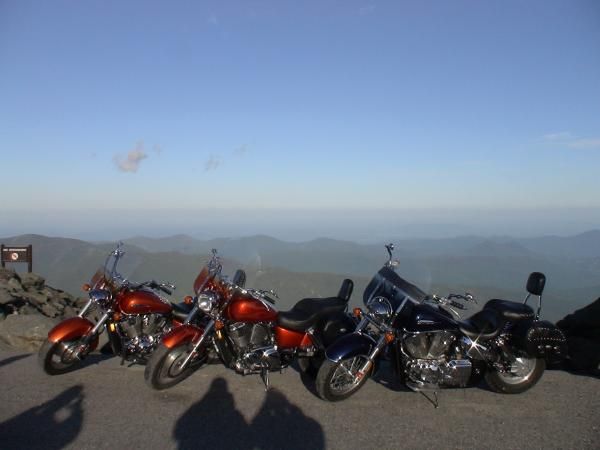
82 283 91 292
184 296 194 305
352 308 362 318
385 332 395 343
215 320 224 330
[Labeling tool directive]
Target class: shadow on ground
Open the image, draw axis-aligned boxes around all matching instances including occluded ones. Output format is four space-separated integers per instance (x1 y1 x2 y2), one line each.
174 377 325 450
0 353 30 368
0 385 84 450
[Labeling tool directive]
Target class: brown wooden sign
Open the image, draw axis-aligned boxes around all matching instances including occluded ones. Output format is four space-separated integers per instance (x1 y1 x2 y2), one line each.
1 244 33 272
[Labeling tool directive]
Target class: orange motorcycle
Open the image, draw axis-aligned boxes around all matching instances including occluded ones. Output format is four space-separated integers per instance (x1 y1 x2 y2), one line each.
38 243 197 374
145 249 355 390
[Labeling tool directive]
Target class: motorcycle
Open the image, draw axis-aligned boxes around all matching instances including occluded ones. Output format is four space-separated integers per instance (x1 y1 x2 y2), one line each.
144 249 356 390
38 243 196 374
316 244 567 405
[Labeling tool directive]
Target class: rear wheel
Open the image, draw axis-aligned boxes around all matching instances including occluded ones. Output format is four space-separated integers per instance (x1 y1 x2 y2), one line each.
38 338 90 375
316 355 372 401
485 349 546 394
144 342 207 390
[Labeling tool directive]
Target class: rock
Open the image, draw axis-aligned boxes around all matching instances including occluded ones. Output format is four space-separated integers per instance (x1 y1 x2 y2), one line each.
0 288 15 305
0 268 20 283
21 290 49 307
20 273 45 290
40 303 61 318
0 314 58 351
75 297 89 308
6 278 23 292
557 298 600 374
62 306 78 318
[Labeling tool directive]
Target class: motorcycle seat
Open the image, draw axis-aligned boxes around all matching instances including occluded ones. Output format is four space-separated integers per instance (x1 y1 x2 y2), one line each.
484 299 534 321
171 302 193 322
459 309 504 341
278 297 348 332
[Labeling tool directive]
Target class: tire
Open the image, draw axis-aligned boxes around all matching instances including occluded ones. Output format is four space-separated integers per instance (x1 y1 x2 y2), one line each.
297 355 323 378
316 356 372 401
485 350 546 394
38 339 87 375
144 342 207 390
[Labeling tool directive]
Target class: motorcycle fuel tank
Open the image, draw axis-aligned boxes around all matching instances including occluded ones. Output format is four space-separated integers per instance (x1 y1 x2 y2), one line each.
117 290 172 315
226 291 278 323
403 303 458 333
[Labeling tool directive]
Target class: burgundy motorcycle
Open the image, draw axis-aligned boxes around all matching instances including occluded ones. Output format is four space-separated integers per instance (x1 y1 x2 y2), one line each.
38 243 195 374
145 250 355 390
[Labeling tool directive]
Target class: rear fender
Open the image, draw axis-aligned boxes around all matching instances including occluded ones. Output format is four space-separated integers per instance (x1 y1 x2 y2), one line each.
319 312 357 348
161 324 205 349
325 332 377 363
47 317 99 351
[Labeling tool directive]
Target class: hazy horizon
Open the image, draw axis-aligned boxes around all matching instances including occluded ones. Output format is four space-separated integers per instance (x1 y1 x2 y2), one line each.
2 207 600 243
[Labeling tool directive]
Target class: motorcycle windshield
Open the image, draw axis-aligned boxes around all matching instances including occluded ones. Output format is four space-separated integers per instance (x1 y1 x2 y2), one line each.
363 266 427 310
193 266 212 294
89 267 117 292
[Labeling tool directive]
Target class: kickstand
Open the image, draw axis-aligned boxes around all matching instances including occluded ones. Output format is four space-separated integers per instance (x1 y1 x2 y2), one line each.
420 390 439 409
260 369 270 391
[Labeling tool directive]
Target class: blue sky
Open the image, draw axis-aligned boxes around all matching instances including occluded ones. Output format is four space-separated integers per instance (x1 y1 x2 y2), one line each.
1 1 599 240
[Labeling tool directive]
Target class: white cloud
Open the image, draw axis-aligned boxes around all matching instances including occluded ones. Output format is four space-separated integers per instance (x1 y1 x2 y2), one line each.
233 144 248 157
208 13 218 26
542 131 572 142
541 132 600 150
567 138 600 149
204 154 221 171
114 142 148 173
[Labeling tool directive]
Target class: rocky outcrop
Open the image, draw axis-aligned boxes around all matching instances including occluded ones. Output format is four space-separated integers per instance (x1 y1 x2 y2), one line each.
0 268 84 351
557 298 600 374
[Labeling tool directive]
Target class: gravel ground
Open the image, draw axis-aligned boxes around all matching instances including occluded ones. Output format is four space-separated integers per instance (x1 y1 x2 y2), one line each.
0 349 598 450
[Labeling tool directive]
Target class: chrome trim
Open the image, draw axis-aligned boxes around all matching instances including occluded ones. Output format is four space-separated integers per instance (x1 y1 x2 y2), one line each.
180 319 215 369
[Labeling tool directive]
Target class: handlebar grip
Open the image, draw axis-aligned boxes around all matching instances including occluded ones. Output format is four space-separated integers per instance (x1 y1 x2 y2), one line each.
160 286 172 295
450 300 466 310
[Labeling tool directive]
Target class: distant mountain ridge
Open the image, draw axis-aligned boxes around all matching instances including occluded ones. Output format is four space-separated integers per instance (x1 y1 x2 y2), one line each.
2 231 599 321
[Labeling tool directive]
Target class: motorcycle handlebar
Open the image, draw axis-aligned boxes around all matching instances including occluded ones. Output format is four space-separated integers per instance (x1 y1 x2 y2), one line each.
449 300 466 310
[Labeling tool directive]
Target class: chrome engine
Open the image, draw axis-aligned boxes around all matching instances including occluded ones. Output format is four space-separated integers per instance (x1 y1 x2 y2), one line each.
227 322 282 373
117 314 170 358
403 330 472 388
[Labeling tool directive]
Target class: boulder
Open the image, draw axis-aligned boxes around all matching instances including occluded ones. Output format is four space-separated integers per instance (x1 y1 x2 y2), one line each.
557 298 600 374
20 272 45 290
0 268 20 283
0 314 58 351
0 288 15 305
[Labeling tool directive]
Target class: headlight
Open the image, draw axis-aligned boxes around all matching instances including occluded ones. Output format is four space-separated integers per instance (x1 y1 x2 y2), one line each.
89 289 111 308
197 292 217 313
366 296 393 322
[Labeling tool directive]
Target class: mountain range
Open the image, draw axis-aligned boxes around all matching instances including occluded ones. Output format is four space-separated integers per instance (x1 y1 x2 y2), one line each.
2 231 599 322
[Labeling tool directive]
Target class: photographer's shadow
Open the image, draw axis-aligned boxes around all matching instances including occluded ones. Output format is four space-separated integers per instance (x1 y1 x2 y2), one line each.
0 384 84 449
174 377 325 450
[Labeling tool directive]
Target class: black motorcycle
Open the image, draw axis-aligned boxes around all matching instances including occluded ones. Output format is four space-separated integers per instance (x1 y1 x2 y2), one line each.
316 244 567 405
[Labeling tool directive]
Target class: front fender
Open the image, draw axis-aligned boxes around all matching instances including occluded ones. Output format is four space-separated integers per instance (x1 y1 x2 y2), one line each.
48 317 95 343
325 332 377 363
161 324 204 349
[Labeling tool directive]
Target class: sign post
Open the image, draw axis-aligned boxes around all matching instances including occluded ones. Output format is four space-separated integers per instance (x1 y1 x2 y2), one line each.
1 244 33 273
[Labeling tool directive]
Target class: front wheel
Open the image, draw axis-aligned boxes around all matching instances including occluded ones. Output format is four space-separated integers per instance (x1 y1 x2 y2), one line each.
144 342 207 390
485 350 546 394
316 355 372 401
38 338 91 375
